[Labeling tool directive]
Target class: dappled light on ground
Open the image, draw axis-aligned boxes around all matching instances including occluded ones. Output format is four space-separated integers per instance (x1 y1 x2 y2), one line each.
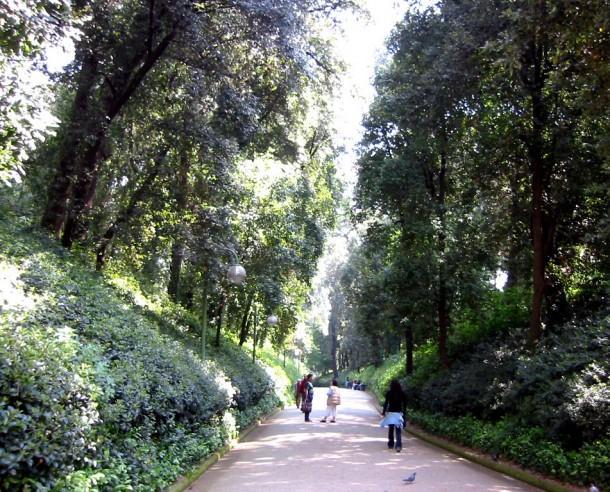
188 389 540 492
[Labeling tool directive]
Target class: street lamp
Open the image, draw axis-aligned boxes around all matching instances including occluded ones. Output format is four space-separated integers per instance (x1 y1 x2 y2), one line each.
223 247 246 285
202 245 246 361
266 314 278 326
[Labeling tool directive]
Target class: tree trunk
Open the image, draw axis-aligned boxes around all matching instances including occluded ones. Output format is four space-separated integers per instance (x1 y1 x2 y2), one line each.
56 29 176 248
215 293 226 347
200 276 209 360
523 28 549 350
167 243 185 301
252 304 258 362
41 50 100 236
437 149 450 369
96 152 164 270
238 293 254 346
405 323 413 375
167 147 190 300
329 301 339 379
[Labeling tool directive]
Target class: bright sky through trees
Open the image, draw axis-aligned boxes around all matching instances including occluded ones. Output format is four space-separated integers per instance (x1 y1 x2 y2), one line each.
306 0 430 340
332 0 435 190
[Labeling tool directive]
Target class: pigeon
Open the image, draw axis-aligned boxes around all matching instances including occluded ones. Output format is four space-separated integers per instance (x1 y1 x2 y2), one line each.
403 472 416 483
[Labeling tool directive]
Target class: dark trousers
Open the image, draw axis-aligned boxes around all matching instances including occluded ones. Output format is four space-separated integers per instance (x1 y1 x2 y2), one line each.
388 425 402 449
304 411 311 421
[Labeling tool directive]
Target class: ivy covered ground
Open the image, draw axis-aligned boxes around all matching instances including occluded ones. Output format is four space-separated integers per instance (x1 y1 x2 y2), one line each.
0 216 294 491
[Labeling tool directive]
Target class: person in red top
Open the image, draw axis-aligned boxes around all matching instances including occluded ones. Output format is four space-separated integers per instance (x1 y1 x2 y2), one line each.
300 374 314 422
295 375 307 408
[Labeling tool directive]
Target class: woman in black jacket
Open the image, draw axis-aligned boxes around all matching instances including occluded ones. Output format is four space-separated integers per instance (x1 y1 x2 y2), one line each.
380 379 407 452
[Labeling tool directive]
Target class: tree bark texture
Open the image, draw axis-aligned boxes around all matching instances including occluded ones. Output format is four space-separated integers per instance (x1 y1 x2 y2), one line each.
41 50 100 236
436 149 449 369
43 22 176 247
329 294 340 379
238 293 254 346
405 323 413 375
95 151 165 270
215 294 226 347
167 148 191 300
522 22 550 350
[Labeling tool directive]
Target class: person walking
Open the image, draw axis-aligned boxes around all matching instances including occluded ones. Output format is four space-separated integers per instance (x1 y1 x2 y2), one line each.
320 379 341 423
379 379 407 452
300 374 314 422
295 375 307 408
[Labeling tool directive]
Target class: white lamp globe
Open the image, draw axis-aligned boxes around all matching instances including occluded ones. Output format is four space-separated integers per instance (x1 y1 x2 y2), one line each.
227 264 246 285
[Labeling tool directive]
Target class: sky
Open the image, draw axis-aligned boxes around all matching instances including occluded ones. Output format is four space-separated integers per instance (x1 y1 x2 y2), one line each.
304 0 416 340
331 0 410 191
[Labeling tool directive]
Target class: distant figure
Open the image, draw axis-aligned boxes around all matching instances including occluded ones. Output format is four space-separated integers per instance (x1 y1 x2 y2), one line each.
380 379 407 452
320 379 341 423
295 375 307 408
300 373 314 422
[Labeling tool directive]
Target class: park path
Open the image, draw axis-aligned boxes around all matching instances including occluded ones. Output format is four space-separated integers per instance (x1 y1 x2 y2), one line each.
187 387 541 492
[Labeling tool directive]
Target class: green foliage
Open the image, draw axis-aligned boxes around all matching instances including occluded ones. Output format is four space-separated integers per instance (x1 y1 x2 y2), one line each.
257 346 300 406
359 310 608 488
207 343 271 412
0 322 100 490
448 286 530 358
410 409 610 489
0 218 288 490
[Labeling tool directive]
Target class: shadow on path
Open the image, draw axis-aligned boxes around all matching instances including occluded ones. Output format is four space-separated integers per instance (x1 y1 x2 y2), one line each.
188 387 541 492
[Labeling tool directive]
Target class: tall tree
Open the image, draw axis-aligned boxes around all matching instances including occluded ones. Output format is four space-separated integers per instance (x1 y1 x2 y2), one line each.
40 0 354 248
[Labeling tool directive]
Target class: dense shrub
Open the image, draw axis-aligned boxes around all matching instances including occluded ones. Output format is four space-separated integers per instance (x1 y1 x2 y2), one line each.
0 322 100 490
208 343 272 411
407 313 609 448
0 220 286 490
505 315 610 446
410 409 610 489
358 290 608 489
447 286 530 359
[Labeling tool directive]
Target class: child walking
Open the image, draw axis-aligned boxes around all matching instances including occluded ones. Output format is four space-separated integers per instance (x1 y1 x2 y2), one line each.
320 379 341 423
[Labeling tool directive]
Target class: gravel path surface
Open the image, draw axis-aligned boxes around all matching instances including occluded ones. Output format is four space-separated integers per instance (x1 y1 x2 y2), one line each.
188 387 541 492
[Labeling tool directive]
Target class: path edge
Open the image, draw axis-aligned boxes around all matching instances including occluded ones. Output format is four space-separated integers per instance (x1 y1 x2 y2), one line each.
369 395 578 492
164 406 283 492
405 425 578 492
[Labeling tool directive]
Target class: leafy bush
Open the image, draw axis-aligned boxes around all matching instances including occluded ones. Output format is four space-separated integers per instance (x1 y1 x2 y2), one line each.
404 312 609 448
410 409 610 489
0 219 286 490
0 322 100 490
360 306 608 489
448 286 529 359
208 343 273 412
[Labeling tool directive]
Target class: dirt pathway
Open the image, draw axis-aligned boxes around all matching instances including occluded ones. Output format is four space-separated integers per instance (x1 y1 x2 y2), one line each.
187 387 541 491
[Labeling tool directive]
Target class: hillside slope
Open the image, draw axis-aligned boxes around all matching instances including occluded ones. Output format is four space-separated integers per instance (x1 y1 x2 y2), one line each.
0 216 283 491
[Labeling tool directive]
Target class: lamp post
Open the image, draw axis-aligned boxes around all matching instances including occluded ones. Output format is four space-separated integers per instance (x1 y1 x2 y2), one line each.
201 246 246 361
294 347 301 374
252 311 278 363
224 247 246 285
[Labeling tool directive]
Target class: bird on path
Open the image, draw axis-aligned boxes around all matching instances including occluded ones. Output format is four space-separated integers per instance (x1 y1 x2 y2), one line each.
403 472 416 484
